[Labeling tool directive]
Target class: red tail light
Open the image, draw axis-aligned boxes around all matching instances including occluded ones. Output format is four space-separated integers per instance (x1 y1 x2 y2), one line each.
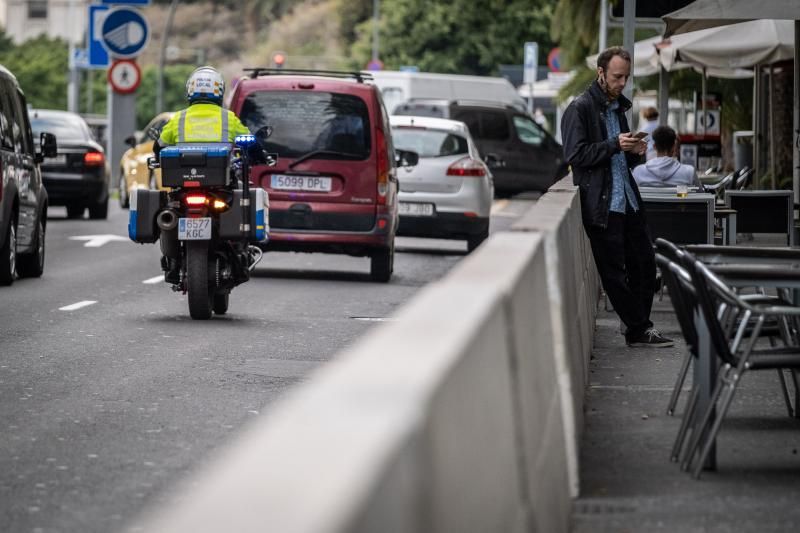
84 151 105 166
376 128 389 205
185 194 207 206
446 157 487 177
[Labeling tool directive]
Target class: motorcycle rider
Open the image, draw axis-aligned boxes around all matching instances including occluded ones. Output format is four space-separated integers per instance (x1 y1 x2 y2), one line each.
154 66 252 284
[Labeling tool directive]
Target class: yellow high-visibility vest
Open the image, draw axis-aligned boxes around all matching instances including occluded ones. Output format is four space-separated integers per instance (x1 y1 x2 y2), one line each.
159 103 250 144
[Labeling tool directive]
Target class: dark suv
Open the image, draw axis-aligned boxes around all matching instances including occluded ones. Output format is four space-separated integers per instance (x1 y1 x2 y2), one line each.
229 69 407 282
0 65 56 285
393 99 568 195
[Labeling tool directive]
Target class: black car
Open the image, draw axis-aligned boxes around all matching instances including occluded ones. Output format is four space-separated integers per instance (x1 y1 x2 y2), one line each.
0 65 57 285
393 99 568 195
29 109 108 219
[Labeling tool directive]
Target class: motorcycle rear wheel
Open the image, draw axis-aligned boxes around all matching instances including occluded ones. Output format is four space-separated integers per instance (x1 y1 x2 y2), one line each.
187 240 213 320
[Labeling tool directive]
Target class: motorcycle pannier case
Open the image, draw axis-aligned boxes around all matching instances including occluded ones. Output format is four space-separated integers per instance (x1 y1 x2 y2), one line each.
128 189 166 243
219 188 270 243
160 143 232 188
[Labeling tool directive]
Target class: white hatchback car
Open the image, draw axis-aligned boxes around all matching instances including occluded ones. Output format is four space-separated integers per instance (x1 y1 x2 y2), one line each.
390 115 494 252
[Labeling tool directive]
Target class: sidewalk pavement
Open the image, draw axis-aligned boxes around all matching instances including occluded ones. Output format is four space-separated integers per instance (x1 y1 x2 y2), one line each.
571 295 800 532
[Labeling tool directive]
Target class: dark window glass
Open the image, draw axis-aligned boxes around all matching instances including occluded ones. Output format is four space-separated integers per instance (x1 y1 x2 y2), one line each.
480 111 510 141
30 113 91 142
28 0 47 18
0 79 14 150
391 127 468 158
6 89 27 154
453 111 480 140
239 91 371 160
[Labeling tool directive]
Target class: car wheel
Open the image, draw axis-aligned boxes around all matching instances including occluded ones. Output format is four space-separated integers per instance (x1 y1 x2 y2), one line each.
66 204 84 219
369 239 394 283
89 198 109 220
119 171 130 209
0 219 17 285
467 229 489 253
17 218 45 278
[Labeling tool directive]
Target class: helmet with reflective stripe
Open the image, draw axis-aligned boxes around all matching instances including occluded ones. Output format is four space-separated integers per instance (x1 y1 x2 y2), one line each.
186 66 225 104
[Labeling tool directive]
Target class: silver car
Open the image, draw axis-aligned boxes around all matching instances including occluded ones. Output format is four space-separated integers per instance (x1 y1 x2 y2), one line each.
390 115 493 252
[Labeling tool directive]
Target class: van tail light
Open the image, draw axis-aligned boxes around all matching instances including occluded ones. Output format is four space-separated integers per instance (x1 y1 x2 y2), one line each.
84 151 105 167
447 157 487 177
376 128 389 205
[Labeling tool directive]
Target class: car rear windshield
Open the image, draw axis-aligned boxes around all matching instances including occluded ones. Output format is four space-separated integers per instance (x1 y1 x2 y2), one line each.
239 91 371 160
393 103 447 118
391 127 468 158
30 113 91 142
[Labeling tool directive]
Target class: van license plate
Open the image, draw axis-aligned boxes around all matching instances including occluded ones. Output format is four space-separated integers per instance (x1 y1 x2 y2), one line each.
399 202 435 216
178 217 212 240
271 174 332 192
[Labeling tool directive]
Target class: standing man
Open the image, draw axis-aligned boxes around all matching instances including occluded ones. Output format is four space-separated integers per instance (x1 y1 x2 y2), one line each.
561 46 673 348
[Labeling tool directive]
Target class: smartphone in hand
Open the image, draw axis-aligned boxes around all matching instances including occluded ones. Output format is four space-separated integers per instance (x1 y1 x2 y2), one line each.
630 131 649 140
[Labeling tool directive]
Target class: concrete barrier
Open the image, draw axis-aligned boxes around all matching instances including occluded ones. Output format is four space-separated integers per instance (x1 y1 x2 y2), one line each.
131 179 599 533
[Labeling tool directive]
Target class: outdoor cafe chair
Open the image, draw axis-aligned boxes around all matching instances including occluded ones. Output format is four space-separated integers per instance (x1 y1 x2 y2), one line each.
734 166 753 190
679 256 800 479
703 172 734 204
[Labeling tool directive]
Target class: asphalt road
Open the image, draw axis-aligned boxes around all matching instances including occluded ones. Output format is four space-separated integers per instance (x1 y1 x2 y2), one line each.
0 196 535 533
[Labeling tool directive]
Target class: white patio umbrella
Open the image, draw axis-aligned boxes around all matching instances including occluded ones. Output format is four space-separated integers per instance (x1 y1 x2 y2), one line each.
662 0 800 198
659 19 795 71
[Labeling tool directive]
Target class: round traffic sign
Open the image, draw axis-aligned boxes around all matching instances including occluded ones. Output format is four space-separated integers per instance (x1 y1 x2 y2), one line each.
366 59 384 71
547 47 562 72
101 7 149 58
108 59 141 94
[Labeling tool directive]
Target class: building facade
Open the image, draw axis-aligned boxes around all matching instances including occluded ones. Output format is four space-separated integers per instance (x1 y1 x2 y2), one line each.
0 0 90 44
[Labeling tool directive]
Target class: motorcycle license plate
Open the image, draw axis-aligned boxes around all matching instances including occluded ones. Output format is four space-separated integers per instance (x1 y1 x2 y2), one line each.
178 217 212 240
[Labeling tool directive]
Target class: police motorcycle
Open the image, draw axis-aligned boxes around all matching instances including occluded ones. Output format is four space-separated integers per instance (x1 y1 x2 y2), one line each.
128 128 275 319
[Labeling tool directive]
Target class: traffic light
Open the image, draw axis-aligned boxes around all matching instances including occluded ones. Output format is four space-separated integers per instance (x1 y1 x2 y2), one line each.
272 51 287 69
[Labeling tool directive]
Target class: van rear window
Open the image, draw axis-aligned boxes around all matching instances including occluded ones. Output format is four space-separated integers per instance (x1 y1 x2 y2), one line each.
239 91 371 160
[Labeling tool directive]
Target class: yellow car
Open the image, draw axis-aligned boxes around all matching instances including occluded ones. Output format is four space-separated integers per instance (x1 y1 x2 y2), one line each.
118 112 174 208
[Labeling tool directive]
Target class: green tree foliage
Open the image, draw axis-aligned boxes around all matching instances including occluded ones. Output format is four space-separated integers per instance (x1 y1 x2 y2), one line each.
346 0 555 75
0 31 69 109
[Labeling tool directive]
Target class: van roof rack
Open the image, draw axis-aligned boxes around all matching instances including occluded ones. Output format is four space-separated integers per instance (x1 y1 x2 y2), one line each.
243 68 373 83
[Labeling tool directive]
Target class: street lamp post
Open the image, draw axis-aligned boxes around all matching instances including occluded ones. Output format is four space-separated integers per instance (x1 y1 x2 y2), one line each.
371 0 380 63
157 0 179 114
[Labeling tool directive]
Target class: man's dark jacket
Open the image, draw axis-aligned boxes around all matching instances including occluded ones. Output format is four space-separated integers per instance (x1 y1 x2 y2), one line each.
561 80 644 228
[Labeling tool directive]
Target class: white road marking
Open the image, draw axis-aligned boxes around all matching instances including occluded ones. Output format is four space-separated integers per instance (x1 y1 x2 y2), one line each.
69 235 129 247
142 276 163 284
59 300 97 311
352 317 393 322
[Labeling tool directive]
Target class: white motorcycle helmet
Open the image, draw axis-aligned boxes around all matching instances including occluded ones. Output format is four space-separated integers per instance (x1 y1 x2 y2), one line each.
186 66 225 104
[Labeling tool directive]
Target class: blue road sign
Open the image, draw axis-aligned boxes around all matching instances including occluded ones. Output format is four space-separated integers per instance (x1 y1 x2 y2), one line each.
88 4 110 68
524 42 538 84
101 7 149 59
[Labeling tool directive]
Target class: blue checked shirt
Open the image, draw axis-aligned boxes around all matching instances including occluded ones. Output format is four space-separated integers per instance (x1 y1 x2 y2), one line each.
605 100 638 213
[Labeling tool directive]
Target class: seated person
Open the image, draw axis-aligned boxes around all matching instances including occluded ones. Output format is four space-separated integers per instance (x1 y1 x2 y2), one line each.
632 125 702 189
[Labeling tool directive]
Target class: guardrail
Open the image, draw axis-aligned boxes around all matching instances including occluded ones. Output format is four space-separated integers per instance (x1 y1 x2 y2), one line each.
131 176 599 533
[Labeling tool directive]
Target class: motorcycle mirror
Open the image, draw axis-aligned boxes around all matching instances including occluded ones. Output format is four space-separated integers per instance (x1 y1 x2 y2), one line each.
256 125 273 142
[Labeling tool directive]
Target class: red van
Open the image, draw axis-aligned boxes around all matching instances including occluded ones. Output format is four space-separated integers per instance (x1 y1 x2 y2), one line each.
228 70 401 282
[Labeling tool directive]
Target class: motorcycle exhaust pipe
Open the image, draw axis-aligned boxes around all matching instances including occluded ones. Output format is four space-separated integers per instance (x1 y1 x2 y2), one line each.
156 209 179 231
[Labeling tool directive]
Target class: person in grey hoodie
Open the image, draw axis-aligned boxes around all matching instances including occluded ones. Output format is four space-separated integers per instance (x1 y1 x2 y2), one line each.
633 125 703 188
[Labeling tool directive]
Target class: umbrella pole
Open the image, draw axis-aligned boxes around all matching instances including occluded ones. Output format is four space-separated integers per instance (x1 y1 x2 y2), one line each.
754 64 761 186
794 21 799 208
769 65 776 189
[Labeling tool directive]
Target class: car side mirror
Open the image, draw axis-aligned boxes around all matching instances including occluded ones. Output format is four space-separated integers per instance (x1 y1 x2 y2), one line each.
395 149 419 167
39 132 57 159
484 153 504 168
